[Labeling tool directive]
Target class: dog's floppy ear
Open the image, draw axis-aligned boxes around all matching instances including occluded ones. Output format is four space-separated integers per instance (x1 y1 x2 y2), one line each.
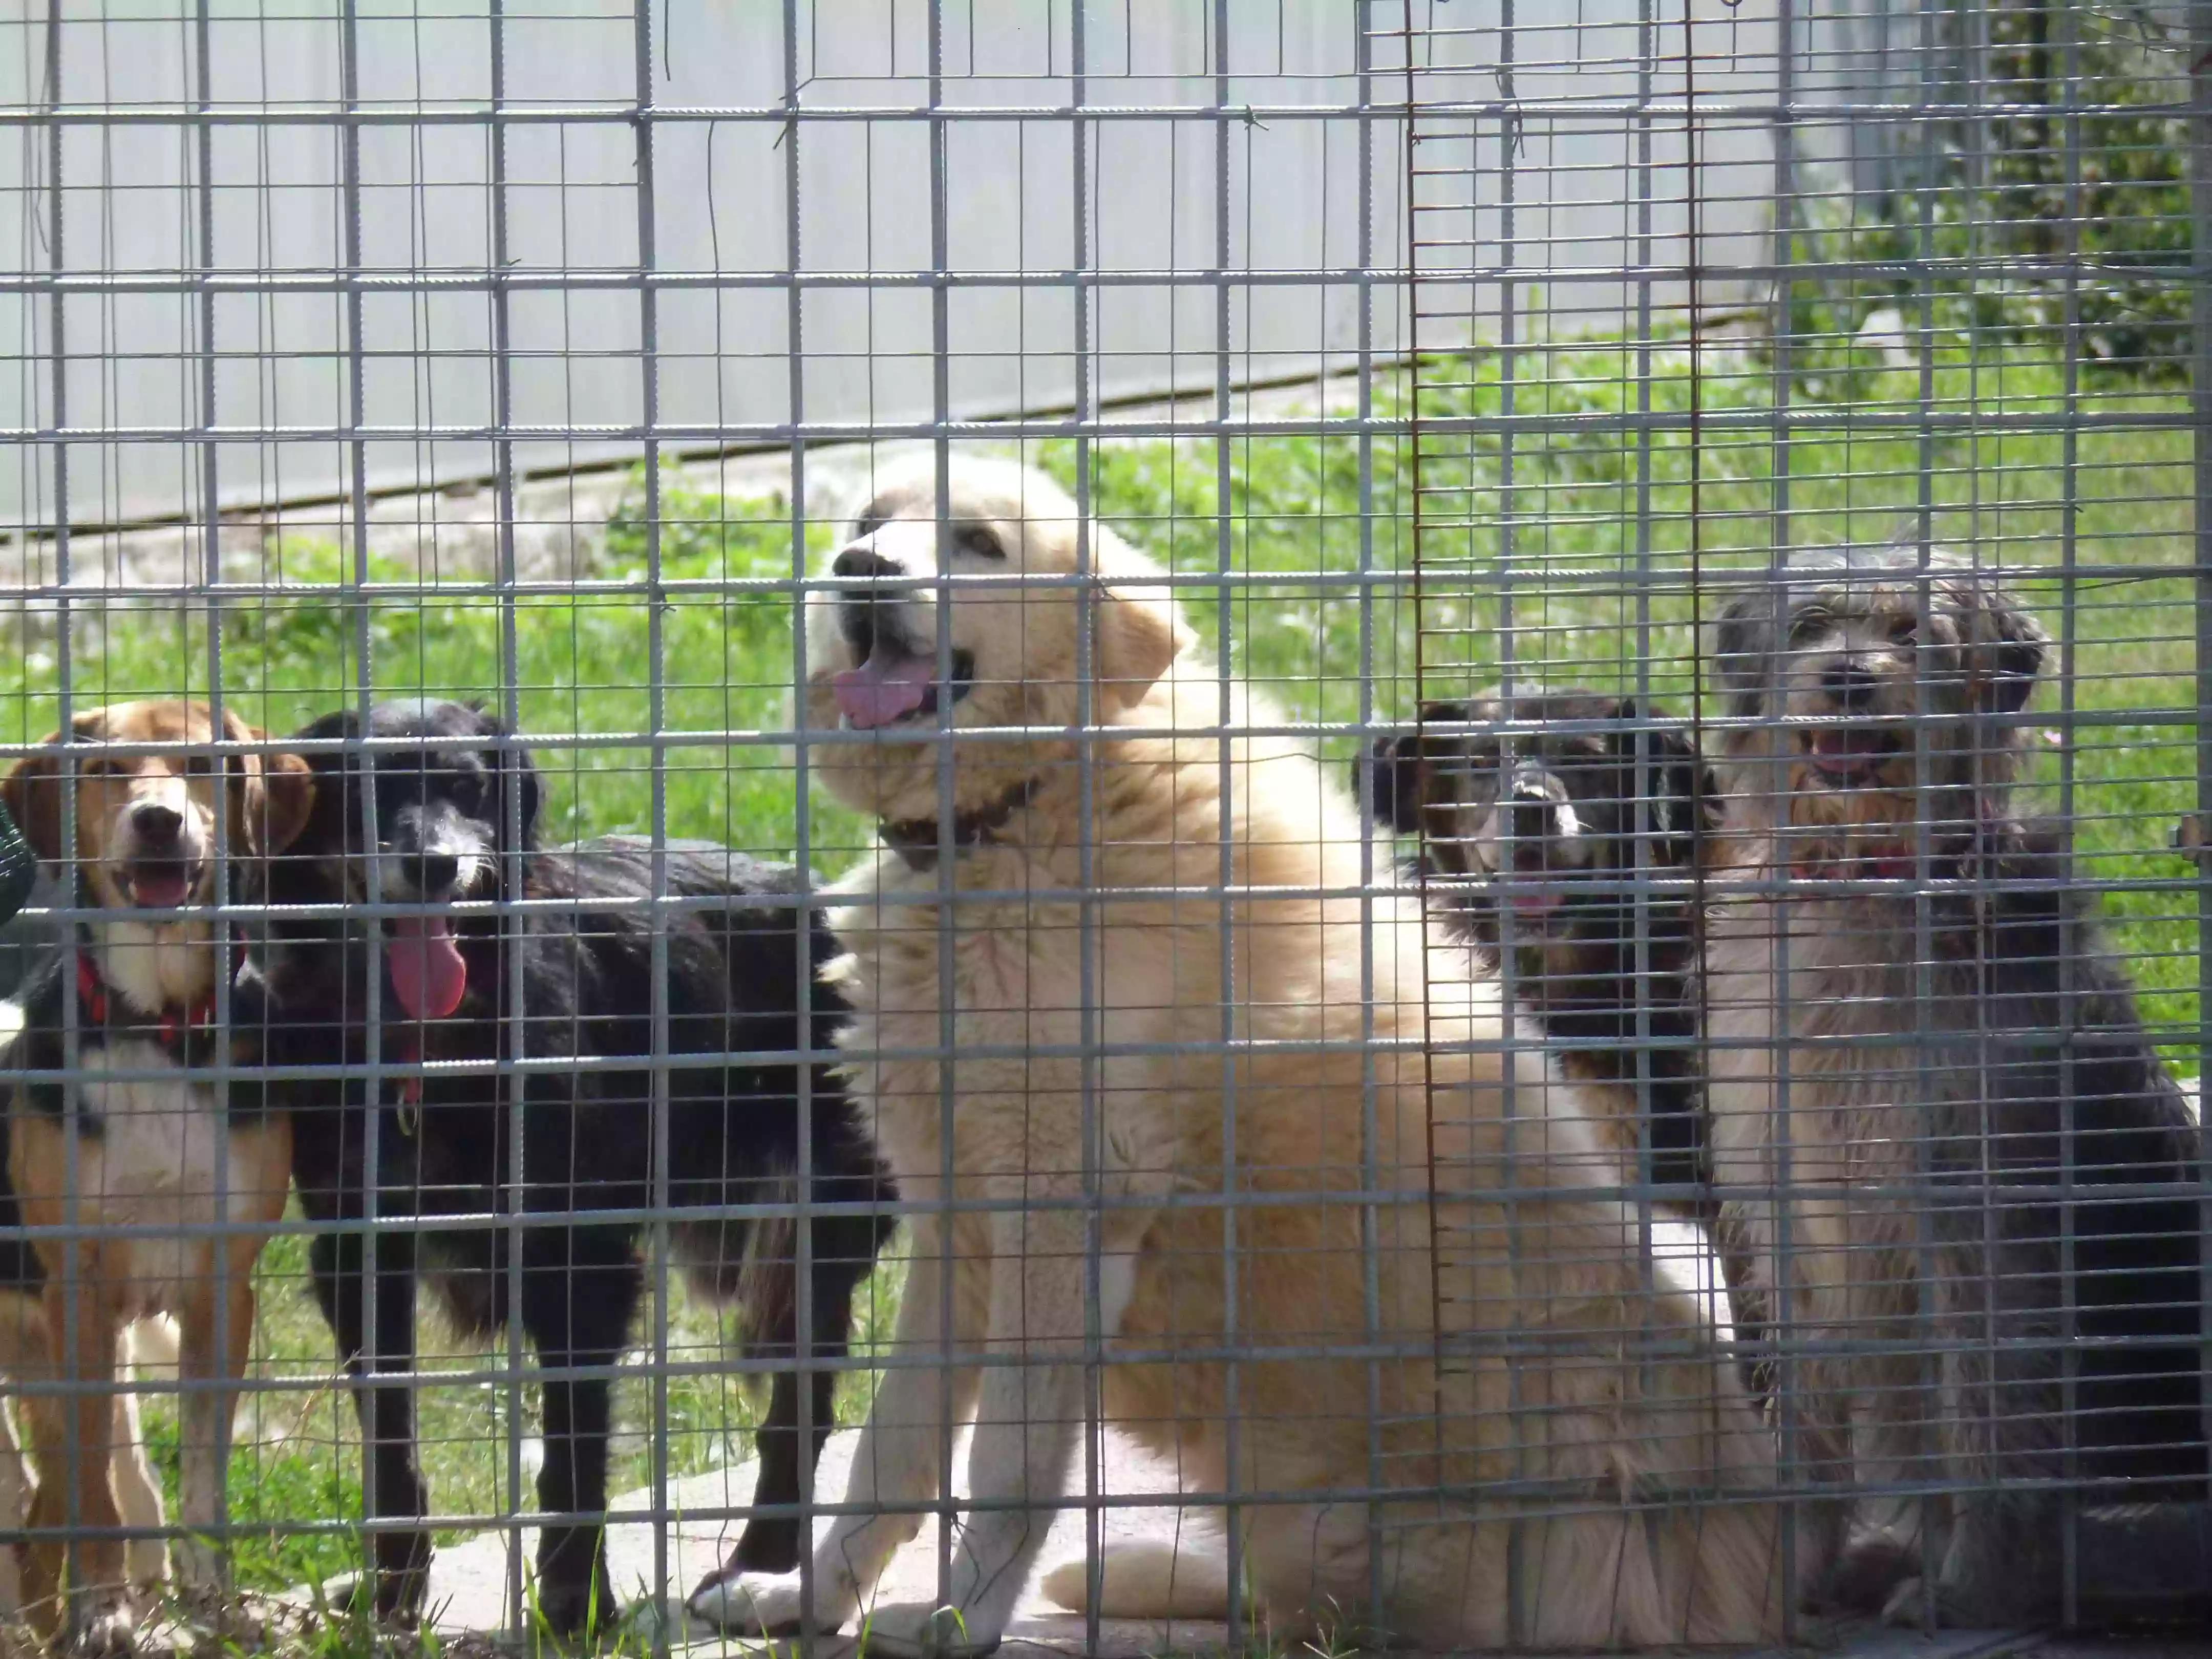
222 708 317 856
1655 730 1726 863
288 710 360 854
1366 701 1471 836
1610 703 1708 871
490 725 544 852
1958 579 2049 717
512 749 542 849
1362 730 1413 834
1608 700 1721 867
2 747 62 866
2 712 102 866
1092 544 1194 712
1711 585 1774 714
295 709 358 774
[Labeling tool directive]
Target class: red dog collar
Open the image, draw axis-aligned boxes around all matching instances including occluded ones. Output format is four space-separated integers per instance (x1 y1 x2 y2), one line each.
75 947 227 1048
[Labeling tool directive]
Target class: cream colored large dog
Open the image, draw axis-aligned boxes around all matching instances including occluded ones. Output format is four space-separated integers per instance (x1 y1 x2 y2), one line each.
687 456 1793 1655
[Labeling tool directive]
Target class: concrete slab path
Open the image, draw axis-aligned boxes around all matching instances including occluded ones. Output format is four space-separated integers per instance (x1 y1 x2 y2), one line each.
341 1427 1231 1657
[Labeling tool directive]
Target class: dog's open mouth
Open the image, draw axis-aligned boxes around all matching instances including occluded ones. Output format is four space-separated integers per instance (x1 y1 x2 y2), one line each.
1473 849 1571 921
1801 725 1904 778
121 858 201 908
385 913 469 1021
1495 878 1566 919
832 635 976 730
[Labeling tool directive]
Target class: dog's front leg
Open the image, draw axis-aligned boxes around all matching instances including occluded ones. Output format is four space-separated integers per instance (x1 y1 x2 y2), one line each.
108 1380 166 1589
24 1268 136 1654
519 1221 637 1639
688 1210 986 1636
860 1202 1141 1659
304 1185 432 1620
172 1240 258 1598
0 1380 26 1619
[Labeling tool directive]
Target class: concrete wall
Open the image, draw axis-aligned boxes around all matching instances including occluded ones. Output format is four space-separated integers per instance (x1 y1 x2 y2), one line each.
2 0 1796 536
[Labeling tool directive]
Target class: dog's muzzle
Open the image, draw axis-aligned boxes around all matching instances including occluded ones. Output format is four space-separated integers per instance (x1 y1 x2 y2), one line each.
1798 717 1905 780
1482 767 1581 916
116 801 206 908
831 591 975 732
380 800 490 906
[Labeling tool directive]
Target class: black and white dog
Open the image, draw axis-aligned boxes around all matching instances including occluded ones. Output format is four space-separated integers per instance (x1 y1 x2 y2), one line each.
1367 691 1718 1201
243 699 894 1636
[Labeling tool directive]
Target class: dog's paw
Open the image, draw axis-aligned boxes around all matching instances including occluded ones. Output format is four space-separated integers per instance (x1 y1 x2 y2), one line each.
856 1602 1002 1659
1877 1574 1931 1626
121 1537 168 1592
370 1528 434 1624
534 1568 620 1642
169 1536 224 1596
726 1516 804 1576
67 1590 143 1659
685 1569 833 1638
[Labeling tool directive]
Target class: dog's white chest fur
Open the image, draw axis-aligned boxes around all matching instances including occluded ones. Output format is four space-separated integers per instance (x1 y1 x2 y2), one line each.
76 1039 241 1312
833 871 1178 1205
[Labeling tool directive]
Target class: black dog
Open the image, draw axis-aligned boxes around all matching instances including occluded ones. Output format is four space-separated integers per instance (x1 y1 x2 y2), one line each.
243 699 893 1636
1366 691 1718 1199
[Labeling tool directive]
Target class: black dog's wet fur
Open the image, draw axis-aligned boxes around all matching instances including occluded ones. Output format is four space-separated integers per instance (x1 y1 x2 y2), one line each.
1368 693 1716 1197
244 701 893 1636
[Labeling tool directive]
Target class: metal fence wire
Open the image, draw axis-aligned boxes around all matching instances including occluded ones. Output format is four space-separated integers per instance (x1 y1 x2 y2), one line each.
0 0 2207 1653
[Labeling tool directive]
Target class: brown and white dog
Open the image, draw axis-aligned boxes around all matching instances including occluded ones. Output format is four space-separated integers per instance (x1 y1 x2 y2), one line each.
1 700 311 1650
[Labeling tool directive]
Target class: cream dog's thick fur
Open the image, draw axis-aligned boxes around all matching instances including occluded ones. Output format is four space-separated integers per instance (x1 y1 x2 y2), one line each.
688 458 1791 1654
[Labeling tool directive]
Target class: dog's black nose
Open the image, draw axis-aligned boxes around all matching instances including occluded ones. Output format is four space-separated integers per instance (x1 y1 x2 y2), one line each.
131 802 182 844
1822 660 1882 709
411 850 460 897
833 545 900 580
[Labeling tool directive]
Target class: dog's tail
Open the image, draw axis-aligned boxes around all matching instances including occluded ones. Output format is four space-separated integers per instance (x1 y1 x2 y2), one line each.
1038 1540 1231 1622
671 1169 800 1354
732 1196 798 1353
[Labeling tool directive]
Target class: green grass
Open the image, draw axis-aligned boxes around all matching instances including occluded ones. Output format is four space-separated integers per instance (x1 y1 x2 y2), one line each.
15 334 2201 1596
188 1232 909 1596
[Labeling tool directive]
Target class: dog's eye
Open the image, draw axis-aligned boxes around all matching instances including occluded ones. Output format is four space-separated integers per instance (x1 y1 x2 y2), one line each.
183 754 214 777
1886 614 1918 645
1788 607 1833 645
954 523 1005 561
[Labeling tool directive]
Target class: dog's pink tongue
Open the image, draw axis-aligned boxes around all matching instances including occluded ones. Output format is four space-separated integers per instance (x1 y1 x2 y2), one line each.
832 652 930 729
131 869 190 908
387 915 467 1020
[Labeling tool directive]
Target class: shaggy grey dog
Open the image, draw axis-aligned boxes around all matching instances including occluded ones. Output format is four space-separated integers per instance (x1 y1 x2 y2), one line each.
1698 546 2207 1624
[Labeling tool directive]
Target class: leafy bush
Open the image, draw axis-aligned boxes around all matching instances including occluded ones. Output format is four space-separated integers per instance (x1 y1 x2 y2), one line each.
1786 5 2190 384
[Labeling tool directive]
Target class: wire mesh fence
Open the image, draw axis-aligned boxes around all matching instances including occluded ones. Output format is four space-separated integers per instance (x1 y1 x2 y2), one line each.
0 0 2204 1653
